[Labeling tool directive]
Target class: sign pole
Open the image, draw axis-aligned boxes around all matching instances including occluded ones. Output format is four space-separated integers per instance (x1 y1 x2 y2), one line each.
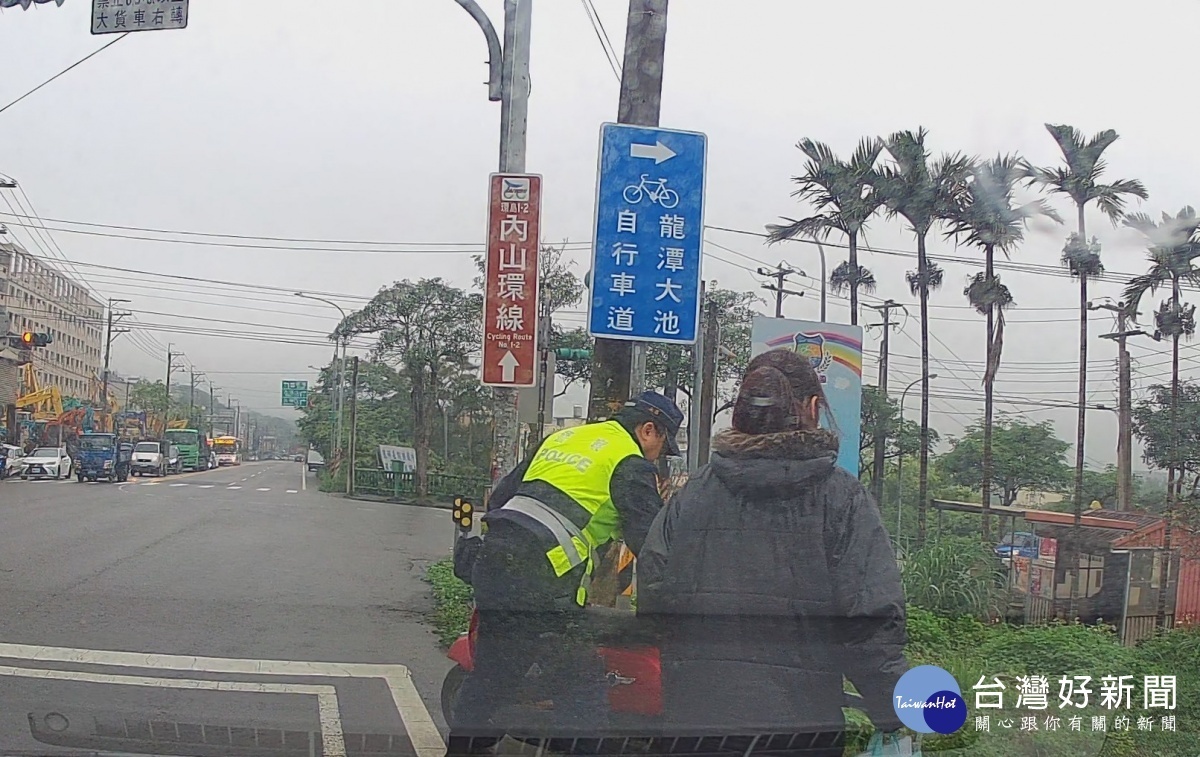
489 0 533 487
587 0 670 421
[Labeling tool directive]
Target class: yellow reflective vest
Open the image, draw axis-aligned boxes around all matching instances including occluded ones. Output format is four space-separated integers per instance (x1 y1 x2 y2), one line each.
502 420 642 606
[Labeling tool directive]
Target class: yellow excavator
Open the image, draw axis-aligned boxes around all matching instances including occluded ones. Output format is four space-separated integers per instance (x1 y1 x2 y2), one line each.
14 365 63 421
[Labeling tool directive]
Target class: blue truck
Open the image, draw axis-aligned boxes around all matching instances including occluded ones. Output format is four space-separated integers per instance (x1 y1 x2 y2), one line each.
76 433 131 483
995 531 1040 560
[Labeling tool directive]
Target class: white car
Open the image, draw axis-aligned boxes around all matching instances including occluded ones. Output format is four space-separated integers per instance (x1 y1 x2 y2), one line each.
20 447 72 480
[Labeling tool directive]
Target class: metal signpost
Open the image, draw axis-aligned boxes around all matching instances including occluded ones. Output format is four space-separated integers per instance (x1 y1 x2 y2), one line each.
280 380 308 408
588 123 707 345
92 0 188 34
481 173 542 388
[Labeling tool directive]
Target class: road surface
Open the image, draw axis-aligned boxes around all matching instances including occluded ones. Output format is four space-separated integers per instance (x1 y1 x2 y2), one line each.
0 460 455 757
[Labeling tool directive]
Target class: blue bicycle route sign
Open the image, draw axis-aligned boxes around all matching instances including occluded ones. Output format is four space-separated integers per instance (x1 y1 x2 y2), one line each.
588 123 707 344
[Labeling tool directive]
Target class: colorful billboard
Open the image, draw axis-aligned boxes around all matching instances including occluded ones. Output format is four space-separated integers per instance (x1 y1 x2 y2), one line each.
750 317 863 475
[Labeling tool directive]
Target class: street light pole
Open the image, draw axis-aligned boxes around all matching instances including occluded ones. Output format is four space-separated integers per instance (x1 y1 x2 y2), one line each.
897 374 937 543
296 292 348 461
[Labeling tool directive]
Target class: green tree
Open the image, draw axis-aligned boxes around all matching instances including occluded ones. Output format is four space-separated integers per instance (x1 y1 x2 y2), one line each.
939 417 1071 508
128 380 169 414
1032 124 1147 532
876 128 973 545
340 278 482 497
765 138 884 325
1124 208 1200 626
1133 381 1200 505
859 384 938 480
946 155 1061 540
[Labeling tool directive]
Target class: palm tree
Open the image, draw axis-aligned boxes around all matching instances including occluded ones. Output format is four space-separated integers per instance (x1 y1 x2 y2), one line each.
1031 124 1147 542
1123 207 1200 627
947 156 1062 542
766 138 884 325
876 128 973 546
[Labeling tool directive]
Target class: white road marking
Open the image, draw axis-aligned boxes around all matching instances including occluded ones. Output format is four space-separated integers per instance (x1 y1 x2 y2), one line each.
286 489 298 494
226 486 242 490
0 642 441 757
0 664 345 757
169 483 189 487
197 484 215 489
256 487 271 492
301 466 307 491
140 482 160 486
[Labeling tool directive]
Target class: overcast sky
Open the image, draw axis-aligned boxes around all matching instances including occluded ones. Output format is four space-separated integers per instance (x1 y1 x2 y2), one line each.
4 0 1199 468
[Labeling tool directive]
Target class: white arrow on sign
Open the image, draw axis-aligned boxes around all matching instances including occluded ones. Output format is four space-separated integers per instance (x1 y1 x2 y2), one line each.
498 350 520 383
630 140 676 164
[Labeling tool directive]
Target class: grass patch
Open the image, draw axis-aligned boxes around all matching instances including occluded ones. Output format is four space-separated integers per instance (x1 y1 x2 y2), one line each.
426 558 473 647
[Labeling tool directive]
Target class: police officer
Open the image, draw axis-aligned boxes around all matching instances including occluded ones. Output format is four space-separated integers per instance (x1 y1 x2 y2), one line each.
447 391 684 755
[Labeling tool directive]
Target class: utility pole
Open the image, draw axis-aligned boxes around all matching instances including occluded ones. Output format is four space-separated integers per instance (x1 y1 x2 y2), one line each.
208 385 219 438
164 345 184 430
587 0 670 422
347 356 360 495
865 300 900 506
695 293 719 467
757 262 805 318
531 289 553 451
101 298 130 411
1094 301 1156 510
486 0 533 486
189 369 204 427
686 281 706 470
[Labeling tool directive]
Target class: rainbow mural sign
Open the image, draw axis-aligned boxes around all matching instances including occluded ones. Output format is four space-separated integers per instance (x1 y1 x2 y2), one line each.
750 317 863 475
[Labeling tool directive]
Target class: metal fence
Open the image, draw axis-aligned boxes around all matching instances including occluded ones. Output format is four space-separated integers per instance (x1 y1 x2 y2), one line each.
351 468 488 503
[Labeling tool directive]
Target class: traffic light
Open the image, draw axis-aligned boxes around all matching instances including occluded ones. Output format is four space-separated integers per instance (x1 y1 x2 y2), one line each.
7 332 51 349
452 496 474 531
553 348 591 361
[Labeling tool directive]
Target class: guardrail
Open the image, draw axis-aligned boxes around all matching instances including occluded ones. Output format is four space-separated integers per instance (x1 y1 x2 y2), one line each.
351 468 488 503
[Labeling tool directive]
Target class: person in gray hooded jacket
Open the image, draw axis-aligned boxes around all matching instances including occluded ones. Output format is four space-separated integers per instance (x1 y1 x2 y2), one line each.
637 348 908 753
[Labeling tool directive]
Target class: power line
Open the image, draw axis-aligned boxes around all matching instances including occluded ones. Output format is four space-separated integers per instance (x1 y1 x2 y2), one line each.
0 33 130 116
579 0 623 81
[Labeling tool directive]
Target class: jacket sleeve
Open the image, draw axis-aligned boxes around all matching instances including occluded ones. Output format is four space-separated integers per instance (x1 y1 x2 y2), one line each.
825 476 909 732
487 458 533 511
608 455 664 556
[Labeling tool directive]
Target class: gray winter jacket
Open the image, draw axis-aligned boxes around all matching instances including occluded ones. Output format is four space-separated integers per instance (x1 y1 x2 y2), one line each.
637 426 908 736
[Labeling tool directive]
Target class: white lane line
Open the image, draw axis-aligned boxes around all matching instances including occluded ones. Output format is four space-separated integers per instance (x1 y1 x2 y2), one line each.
0 642 440 757
140 481 160 486
197 484 215 489
169 483 189 487
286 489 298 494
226 486 242 490
301 465 307 491
256 487 271 492
0 665 345 757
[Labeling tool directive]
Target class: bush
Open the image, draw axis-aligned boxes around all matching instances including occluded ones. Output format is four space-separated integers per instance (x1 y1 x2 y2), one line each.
902 537 1004 619
426 558 473 647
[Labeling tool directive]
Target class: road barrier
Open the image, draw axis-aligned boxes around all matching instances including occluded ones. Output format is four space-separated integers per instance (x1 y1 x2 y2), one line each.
351 468 488 504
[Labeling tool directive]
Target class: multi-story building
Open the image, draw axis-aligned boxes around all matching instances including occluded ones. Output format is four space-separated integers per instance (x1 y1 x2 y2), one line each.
0 239 105 401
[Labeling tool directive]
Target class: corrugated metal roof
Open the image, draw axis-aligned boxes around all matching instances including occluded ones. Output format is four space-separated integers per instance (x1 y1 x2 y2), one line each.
379 445 416 470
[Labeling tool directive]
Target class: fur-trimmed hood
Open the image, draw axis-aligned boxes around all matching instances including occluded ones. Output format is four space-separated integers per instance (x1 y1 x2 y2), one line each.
709 427 840 496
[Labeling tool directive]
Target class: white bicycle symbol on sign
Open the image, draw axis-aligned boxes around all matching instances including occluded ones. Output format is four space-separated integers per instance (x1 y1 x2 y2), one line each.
622 174 680 208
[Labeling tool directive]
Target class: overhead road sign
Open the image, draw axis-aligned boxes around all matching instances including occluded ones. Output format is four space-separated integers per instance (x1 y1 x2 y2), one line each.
482 173 542 387
92 0 188 34
281 380 308 408
588 123 707 344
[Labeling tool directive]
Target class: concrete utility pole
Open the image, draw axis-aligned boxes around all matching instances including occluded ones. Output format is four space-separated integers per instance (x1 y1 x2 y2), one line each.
164 345 184 427
101 298 130 409
757 262 805 318
347 356 360 495
532 292 552 450
865 299 900 507
208 385 220 438
1094 301 1156 510
695 293 719 467
587 0 670 422
189 368 204 425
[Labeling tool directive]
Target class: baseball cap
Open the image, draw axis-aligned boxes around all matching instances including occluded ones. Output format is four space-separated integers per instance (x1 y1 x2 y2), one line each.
624 391 684 456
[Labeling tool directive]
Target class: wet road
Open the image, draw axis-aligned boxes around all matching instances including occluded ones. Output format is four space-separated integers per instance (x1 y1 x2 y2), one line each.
0 461 455 757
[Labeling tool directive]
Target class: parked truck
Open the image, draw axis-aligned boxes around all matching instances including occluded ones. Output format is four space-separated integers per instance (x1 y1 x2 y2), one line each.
76 432 131 483
164 428 208 472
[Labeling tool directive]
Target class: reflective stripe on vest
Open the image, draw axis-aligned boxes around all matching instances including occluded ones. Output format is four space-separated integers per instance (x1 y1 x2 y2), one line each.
521 420 642 547
504 495 595 607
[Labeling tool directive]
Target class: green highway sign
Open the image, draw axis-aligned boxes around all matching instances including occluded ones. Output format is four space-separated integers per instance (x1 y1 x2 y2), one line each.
281 380 308 408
